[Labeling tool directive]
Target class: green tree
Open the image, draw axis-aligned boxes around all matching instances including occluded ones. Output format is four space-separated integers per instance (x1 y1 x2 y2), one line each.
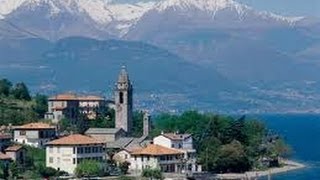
141 168 163 180
198 137 221 172
32 94 48 118
131 111 144 137
38 166 57 178
215 140 250 173
0 78 12 96
24 145 45 169
0 161 9 179
89 107 115 128
75 160 103 177
11 82 31 101
9 162 20 178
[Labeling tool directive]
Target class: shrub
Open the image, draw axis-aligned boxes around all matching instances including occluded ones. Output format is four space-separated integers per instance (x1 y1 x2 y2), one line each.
141 168 163 180
75 160 103 177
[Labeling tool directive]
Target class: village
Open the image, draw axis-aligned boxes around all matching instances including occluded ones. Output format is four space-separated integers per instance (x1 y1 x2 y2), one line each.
0 66 202 179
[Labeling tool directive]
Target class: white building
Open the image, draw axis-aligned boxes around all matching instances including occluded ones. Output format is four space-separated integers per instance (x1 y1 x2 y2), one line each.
129 144 184 173
153 133 201 172
13 123 57 148
45 134 105 174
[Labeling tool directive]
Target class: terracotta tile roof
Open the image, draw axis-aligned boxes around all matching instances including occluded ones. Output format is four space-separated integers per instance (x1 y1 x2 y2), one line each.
131 144 183 156
52 107 67 111
49 93 78 101
0 134 11 140
49 94 104 101
46 134 104 146
5 145 23 152
14 122 56 130
0 152 11 160
162 133 192 140
78 95 104 101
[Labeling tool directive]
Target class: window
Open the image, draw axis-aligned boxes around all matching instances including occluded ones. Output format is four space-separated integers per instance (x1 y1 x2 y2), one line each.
134 156 137 161
20 131 26 136
73 158 76 164
39 131 44 138
119 92 124 104
49 147 53 153
49 157 53 163
85 147 90 153
147 156 150 161
141 156 144 162
179 144 182 149
171 144 174 148
57 147 60 153
73 147 76 154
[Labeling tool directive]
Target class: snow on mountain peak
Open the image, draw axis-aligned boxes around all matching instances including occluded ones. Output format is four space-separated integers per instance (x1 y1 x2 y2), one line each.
0 0 26 18
0 0 307 38
154 0 304 24
155 0 247 14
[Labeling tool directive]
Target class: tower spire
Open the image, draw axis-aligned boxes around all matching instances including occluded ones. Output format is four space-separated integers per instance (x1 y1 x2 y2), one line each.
114 66 133 134
118 65 130 83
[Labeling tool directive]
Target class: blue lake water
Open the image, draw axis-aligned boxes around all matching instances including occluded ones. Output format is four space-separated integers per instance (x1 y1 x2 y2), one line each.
249 114 320 180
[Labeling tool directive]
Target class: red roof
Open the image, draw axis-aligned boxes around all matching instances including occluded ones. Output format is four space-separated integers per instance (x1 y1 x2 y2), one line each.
5 145 23 152
46 134 104 146
48 93 78 101
0 152 11 160
49 94 104 101
131 144 183 156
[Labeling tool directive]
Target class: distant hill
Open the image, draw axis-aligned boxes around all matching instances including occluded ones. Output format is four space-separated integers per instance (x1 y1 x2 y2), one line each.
0 37 232 97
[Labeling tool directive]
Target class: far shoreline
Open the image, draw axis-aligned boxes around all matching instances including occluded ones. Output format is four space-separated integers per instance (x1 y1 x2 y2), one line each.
207 160 305 180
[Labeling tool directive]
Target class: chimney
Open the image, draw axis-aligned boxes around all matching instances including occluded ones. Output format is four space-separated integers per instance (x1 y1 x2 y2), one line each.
143 111 151 137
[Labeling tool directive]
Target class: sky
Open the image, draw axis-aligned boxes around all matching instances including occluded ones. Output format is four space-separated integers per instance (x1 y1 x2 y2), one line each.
119 0 320 17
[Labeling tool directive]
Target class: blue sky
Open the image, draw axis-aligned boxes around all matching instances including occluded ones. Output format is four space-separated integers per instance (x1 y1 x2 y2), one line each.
119 0 320 17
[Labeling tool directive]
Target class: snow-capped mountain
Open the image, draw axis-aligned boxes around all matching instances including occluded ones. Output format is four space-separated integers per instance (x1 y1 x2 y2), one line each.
0 0 309 40
0 0 155 39
0 0 25 18
153 0 304 24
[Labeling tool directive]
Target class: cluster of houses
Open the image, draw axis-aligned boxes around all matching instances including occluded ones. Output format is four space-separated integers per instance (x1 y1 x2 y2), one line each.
0 66 202 176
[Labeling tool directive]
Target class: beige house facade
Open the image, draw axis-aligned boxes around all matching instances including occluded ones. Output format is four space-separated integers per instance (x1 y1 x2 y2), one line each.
46 134 105 174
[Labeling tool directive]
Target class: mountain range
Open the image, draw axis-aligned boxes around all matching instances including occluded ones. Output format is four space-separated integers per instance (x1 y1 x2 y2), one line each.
0 0 320 113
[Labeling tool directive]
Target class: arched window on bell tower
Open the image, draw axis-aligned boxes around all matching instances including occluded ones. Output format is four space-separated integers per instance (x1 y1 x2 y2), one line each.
119 92 124 104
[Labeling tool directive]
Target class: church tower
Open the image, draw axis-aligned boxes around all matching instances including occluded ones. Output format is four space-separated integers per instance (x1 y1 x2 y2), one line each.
143 111 151 137
115 66 133 134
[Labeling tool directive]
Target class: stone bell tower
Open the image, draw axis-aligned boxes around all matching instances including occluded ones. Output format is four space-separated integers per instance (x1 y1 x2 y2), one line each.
115 66 133 134
143 111 151 137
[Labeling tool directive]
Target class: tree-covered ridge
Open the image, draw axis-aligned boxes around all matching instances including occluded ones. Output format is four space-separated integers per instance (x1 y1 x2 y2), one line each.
152 111 291 173
0 78 47 125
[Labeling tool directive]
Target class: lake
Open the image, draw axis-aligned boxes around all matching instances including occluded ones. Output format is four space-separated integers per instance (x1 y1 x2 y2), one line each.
249 114 320 179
